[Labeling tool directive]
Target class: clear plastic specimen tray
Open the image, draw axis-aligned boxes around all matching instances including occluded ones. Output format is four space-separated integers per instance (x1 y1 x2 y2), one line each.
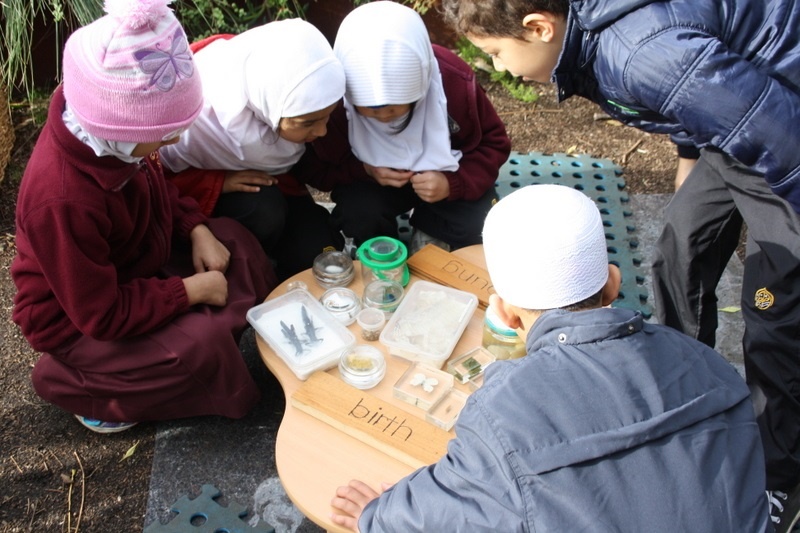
427 389 469 431
247 289 355 380
393 362 454 411
447 347 496 384
379 280 478 368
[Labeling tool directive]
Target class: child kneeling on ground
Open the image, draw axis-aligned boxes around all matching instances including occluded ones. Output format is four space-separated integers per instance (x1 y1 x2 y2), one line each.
331 184 770 532
11 0 277 433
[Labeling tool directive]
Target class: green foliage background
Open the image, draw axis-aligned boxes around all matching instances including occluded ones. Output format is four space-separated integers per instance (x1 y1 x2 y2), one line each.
454 37 538 103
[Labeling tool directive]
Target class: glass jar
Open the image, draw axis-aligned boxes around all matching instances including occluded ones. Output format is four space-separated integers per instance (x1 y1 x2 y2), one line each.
312 250 355 288
356 236 409 287
339 345 386 390
362 279 404 319
482 305 526 360
319 287 361 326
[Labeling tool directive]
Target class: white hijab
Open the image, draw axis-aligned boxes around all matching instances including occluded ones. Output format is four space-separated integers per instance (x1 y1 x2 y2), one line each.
160 19 346 174
333 1 461 172
63 104 142 164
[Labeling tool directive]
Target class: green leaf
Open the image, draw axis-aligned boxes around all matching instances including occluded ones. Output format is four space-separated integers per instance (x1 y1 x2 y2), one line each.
119 440 140 462
719 306 741 313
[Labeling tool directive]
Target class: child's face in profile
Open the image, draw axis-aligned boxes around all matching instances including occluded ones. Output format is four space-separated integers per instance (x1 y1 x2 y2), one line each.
279 101 339 144
468 33 560 83
467 14 566 84
354 104 412 123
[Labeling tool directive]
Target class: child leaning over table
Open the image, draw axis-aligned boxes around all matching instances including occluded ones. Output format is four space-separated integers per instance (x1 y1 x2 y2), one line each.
331 184 770 532
10 0 276 433
160 19 346 280
439 0 800 515
293 1 510 253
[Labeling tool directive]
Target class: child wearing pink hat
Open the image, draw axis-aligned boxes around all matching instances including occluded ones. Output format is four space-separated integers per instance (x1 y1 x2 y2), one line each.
11 0 277 433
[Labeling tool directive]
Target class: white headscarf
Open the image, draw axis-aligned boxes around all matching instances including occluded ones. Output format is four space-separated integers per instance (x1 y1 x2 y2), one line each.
63 104 142 164
333 1 462 172
161 19 346 174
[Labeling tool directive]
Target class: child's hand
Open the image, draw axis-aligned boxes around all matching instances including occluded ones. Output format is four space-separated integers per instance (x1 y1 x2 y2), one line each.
190 224 231 273
411 171 449 202
364 163 414 187
183 270 228 306
222 170 278 193
330 479 383 532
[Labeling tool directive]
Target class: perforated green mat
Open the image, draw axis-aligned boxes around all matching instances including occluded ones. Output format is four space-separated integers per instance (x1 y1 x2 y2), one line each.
496 151 651 318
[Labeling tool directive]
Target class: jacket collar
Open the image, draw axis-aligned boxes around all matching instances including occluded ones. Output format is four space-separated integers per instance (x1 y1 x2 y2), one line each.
526 307 643 354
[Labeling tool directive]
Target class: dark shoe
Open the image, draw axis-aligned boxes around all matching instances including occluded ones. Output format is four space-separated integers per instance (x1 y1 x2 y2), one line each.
769 484 800 533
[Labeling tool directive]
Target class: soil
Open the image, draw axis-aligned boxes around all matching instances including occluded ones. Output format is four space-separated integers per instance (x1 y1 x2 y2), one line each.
0 77 677 531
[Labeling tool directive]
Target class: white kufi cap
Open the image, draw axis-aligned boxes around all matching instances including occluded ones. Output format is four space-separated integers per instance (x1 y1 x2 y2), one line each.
482 184 609 309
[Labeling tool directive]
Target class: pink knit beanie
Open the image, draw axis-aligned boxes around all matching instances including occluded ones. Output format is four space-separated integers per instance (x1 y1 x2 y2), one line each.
62 0 203 143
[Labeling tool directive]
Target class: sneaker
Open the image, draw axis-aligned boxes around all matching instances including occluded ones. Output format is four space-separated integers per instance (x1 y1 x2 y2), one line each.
769 490 789 527
769 485 800 533
75 415 137 434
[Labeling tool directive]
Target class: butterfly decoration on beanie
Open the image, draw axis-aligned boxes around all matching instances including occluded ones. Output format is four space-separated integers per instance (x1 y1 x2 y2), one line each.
134 28 194 92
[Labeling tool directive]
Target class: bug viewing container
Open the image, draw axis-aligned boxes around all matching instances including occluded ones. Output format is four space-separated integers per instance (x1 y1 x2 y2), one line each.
357 236 409 287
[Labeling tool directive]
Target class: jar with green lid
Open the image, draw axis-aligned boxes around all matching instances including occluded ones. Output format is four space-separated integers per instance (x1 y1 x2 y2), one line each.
482 305 526 360
356 236 410 287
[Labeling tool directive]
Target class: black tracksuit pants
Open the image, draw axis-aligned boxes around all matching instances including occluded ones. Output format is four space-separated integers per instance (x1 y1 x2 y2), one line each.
653 147 800 491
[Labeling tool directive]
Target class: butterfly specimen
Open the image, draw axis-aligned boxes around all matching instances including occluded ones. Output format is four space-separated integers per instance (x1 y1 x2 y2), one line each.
134 29 194 92
409 372 439 393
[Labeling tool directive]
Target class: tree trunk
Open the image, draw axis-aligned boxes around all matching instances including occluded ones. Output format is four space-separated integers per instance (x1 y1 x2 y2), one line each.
0 82 15 185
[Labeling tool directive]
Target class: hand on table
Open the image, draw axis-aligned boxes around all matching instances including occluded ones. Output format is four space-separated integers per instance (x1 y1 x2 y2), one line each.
331 479 390 532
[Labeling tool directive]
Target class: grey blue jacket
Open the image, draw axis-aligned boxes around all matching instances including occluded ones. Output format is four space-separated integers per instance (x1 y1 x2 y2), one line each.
555 0 800 211
359 308 770 532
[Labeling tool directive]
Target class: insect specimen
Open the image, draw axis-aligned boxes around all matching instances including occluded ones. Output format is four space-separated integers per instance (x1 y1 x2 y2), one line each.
281 320 304 356
301 305 323 344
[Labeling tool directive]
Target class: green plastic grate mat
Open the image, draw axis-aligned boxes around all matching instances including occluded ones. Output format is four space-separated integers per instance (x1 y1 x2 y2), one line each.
144 484 274 533
496 151 652 319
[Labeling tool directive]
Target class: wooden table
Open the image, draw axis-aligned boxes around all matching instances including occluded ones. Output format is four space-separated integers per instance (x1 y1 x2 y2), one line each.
256 246 486 532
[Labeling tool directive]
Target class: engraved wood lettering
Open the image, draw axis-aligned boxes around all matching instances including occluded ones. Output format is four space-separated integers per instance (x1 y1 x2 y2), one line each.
442 260 493 292
348 398 413 441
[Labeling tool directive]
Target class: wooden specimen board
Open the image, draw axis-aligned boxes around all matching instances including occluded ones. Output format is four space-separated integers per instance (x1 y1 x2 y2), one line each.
291 372 452 469
407 244 494 309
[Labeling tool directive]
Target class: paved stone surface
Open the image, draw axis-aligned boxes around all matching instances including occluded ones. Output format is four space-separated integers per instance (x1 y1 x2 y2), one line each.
145 193 746 532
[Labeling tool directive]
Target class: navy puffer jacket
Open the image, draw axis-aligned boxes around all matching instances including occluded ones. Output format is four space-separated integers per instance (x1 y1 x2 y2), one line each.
554 0 800 210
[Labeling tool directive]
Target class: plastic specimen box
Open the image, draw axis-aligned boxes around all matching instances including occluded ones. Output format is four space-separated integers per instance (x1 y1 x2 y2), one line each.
426 389 469 431
447 347 496 384
393 362 454 411
380 280 478 368
468 374 485 392
247 288 356 380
